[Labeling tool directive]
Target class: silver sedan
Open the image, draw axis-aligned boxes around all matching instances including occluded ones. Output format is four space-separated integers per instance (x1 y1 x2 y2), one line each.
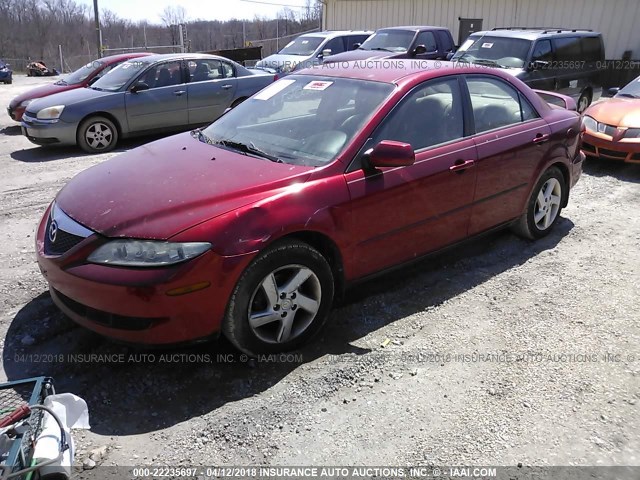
21 53 277 153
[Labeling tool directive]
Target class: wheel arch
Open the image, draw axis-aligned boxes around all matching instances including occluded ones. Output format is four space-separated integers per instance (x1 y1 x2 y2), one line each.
549 161 571 207
273 230 346 301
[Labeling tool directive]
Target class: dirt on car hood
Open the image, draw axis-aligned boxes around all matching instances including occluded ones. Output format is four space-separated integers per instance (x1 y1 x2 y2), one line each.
55 132 313 239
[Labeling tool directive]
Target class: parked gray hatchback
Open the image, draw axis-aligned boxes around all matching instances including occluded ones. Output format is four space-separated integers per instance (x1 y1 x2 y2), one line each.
451 28 604 112
21 54 277 152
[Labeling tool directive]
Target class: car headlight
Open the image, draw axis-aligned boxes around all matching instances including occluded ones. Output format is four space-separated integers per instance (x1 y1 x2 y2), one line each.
88 240 211 267
36 105 65 120
0 66 7 72
19 99 33 108
624 128 640 138
582 115 598 132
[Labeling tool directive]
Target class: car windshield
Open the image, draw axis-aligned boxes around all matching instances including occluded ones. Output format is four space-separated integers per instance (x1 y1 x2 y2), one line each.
199 75 394 167
452 35 532 68
360 30 415 52
616 76 640 98
59 60 103 85
91 59 150 92
278 36 324 56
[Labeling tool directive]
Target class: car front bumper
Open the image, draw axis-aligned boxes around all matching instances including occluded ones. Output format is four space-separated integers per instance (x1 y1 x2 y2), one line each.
21 113 78 146
35 204 255 345
0 71 11 82
581 130 640 163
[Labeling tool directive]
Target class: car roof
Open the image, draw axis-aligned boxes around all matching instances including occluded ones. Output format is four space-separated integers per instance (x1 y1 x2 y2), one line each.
301 30 373 39
468 28 602 40
377 25 450 32
121 53 234 63
100 52 153 63
297 59 515 84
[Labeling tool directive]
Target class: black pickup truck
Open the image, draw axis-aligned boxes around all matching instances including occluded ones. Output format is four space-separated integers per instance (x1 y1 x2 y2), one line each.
322 26 455 64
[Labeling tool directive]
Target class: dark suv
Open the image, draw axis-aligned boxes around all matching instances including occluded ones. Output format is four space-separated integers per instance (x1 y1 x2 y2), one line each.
451 28 604 112
323 26 455 64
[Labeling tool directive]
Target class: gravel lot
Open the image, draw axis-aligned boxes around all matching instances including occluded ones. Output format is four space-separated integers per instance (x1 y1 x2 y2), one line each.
0 76 639 472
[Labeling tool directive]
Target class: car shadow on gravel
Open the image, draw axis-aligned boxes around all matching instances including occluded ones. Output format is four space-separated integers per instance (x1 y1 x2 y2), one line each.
2 220 573 436
583 158 640 183
9 135 167 163
0 125 22 136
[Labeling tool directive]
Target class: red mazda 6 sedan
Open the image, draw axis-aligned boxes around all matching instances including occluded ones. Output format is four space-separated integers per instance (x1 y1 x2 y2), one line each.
36 60 584 355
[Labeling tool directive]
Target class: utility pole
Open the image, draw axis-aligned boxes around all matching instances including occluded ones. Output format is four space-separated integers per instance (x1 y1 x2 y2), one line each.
93 0 102 57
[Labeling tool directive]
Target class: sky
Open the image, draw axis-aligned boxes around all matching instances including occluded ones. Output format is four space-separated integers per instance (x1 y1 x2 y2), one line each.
78 0 314 23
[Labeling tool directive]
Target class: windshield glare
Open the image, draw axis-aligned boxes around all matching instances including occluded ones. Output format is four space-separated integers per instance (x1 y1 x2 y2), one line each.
91 60 149 91
201 76 394 167
279 36 324 56
452 36 532 68
64 61 103 85
617 76 640 98
360 30 415 52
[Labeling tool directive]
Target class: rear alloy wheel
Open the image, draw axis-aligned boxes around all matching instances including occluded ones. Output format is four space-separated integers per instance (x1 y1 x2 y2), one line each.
77 116 118 153
577 90 591 113
513 167 564 240
223 240 334 356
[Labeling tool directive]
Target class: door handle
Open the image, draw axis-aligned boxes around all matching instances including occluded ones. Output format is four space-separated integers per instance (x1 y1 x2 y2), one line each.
221 84 233 90
449 159 475 173
533 133 550 144
173 90 186 96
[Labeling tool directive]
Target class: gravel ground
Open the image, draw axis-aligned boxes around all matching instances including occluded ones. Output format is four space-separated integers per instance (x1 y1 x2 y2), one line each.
0 76 638 473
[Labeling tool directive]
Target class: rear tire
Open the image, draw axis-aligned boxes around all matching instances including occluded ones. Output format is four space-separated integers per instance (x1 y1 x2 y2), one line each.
512 167 565 240
223 240 334 356
77 116 118 153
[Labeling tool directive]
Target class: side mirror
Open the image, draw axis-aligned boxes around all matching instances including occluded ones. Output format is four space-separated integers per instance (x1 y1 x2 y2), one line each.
131 83 149 93
607 87 620 97
529 60 549 71
412 45 428 56
321 48 332 58
352 43 361 50
446 52 455 61
366 140 415 169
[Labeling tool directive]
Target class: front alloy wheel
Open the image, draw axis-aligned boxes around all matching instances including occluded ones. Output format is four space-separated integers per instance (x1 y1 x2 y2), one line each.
223 240 334 356
77 116 118 153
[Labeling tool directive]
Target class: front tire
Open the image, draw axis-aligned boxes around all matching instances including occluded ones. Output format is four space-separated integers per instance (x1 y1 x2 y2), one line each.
77 116 118 153
577 90 592 113
513 167 565 240
223 240 334 356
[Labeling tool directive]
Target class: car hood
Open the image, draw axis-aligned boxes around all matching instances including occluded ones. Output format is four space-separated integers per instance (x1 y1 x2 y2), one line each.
55 132 313 239
10 82 79 108
25 87 115 115
323 49 404 63
585 97 640 128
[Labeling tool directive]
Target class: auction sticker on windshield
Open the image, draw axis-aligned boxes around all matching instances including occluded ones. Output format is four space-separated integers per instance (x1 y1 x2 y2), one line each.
481 43 494 48
254 79 296 100
304 80 333 91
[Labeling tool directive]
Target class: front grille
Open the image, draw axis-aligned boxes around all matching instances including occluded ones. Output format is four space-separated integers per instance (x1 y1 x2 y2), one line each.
599 148 627 159
52 288 165 331
44 217 85 255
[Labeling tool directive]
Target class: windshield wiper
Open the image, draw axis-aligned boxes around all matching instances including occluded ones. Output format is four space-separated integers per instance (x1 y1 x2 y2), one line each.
216 140 282 163
55 79 67 86
472 58 501 67
617 93 638 98
371 47 393 52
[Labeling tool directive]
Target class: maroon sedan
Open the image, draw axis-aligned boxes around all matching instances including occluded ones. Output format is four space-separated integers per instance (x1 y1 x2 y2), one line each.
36 60 584 355
7 53 151 122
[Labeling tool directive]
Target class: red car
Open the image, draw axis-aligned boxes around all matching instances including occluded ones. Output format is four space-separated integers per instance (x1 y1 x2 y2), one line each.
7 53 151 122
36 60 584 355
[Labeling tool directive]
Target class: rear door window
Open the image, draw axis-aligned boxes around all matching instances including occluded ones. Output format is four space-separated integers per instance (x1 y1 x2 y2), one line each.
466 76 538 133
553 37 581 62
